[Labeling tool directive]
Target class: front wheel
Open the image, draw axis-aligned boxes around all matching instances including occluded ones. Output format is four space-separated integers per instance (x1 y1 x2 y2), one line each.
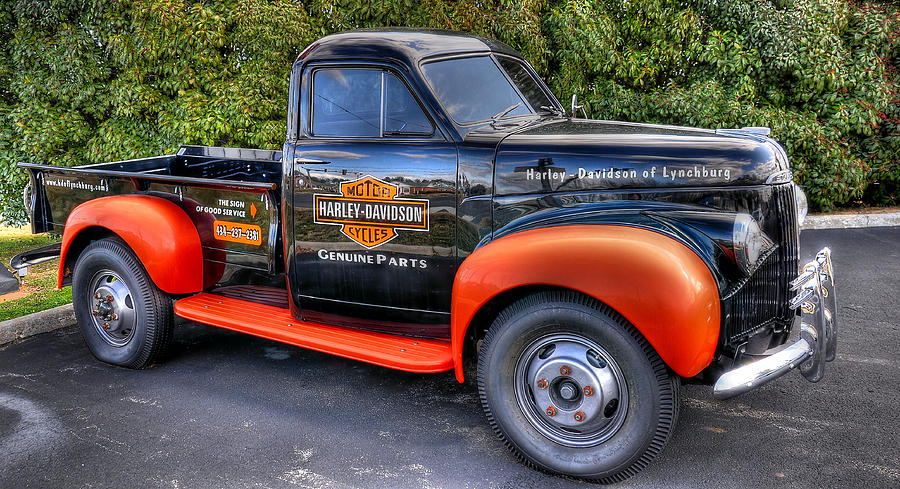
477 291 679 483
72 238 173 369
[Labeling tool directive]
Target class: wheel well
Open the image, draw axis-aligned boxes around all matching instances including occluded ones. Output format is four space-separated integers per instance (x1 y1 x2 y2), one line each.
460 285 672 383
462 285 587 368
60 226 117 287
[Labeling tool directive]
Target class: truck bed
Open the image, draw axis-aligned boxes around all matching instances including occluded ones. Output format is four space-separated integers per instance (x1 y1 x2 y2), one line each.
79 145 283 186
20 145 284 282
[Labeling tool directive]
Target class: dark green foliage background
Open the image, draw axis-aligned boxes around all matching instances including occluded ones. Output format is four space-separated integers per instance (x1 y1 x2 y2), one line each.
1 0 898 224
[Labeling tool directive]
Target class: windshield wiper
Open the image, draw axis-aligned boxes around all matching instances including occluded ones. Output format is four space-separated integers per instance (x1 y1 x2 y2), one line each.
539 105 564 117
490 102 522 122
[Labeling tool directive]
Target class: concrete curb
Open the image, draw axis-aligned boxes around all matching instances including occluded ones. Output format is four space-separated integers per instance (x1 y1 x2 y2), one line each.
802 212 900 230
0 303 74 346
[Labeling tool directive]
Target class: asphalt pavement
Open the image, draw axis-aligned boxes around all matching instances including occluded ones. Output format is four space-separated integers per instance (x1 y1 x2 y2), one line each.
1 227 898 488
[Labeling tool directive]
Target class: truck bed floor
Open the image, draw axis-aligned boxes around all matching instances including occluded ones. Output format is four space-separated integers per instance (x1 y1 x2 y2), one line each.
174 293 454 373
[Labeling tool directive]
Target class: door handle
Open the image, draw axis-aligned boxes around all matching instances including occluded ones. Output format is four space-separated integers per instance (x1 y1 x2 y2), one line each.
294 157 331 165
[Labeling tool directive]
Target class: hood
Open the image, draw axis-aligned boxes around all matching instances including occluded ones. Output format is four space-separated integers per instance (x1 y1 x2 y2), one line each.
493 119 789 196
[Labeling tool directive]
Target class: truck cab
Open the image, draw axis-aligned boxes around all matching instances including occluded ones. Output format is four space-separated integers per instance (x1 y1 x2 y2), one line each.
283 30 568 337
15 29 838 482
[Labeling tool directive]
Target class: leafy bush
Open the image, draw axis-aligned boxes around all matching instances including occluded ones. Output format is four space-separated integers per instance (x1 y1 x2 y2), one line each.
1 0 898 224
545 0 899 210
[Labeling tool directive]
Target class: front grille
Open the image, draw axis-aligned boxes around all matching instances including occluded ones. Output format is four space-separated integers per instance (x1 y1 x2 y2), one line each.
722 184 800 345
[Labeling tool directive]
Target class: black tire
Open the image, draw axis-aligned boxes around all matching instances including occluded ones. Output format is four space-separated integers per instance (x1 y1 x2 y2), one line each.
477 291 679 483
72 238 173 369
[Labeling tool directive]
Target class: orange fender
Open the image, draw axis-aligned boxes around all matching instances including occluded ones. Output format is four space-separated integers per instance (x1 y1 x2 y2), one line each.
59 195 204 294
451 225 720 381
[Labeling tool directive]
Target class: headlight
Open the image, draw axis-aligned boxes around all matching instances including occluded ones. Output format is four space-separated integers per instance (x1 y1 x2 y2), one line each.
794 183 808 226
732 213 774 275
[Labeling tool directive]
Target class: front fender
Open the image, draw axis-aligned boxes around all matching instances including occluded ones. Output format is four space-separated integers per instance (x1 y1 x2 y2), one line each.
451 225 720 381
59 195 204 294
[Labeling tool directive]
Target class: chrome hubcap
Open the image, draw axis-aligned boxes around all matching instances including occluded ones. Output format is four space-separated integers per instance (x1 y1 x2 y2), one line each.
88 270 136 347
515 333 628 447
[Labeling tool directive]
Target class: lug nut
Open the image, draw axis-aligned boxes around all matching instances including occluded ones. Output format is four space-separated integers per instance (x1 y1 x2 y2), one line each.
583 386 594 397
111 313 118 320
574 411 585 422
545 406 557 417
94 292 101 300
102 322 110 330
536 378 548 389
560 365 571 376
92 310 99 316
106 295 113 303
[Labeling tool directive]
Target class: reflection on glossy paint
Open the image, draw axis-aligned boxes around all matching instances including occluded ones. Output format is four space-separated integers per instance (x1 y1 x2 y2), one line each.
283 29 798 341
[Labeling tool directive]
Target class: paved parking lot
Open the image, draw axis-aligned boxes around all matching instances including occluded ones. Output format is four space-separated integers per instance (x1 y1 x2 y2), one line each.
1 227 898 488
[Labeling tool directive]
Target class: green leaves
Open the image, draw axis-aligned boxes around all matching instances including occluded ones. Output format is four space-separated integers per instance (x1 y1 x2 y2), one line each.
0 0 319 224
547 0 900 211
0 0 897 225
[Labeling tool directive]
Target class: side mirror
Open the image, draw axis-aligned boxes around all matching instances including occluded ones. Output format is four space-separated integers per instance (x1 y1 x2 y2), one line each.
570 94 587 119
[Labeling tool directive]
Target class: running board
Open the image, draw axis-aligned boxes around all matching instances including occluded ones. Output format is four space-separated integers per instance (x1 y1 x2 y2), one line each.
174 293 454 373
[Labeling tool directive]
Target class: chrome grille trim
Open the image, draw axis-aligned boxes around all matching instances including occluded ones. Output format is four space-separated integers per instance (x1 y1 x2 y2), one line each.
722 184 800 344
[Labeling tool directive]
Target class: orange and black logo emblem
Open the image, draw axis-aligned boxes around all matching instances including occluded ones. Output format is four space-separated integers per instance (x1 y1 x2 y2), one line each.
314 176 429 248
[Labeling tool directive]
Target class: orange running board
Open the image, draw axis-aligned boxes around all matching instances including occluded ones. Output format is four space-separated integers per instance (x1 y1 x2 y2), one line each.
174 293 454 373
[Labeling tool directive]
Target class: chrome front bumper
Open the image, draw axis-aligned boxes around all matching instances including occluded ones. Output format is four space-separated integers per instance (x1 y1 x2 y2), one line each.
714 247 837 399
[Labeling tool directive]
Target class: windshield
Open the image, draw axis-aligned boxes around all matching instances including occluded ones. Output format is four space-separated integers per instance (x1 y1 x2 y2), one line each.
422 55 553 124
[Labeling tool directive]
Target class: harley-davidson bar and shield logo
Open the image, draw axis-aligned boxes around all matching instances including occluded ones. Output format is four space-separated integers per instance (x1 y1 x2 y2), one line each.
313 176 429 248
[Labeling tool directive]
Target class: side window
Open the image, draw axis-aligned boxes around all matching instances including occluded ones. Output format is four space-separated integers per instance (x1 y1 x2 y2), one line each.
312 69 381 137
383 73 433 136
311 67 434 138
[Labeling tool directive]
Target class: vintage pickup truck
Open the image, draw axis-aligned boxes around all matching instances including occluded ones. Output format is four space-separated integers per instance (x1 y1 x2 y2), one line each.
14 29 837 482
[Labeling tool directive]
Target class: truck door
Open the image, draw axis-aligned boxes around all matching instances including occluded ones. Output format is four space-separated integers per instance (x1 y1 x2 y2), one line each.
290 65 457 338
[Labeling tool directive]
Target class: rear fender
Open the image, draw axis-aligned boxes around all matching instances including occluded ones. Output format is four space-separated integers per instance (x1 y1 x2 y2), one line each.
59 195 204 294
451 225 721 382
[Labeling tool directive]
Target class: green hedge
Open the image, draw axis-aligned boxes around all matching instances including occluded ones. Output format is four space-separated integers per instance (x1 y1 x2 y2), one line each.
1 0 898 224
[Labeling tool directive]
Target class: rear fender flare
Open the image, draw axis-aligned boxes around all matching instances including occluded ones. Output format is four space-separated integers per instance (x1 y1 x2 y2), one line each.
59 195 204 294
451 225 721 382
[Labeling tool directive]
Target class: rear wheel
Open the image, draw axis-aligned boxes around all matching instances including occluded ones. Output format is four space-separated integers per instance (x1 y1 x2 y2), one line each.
72 238 173 368
477 291 679 483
